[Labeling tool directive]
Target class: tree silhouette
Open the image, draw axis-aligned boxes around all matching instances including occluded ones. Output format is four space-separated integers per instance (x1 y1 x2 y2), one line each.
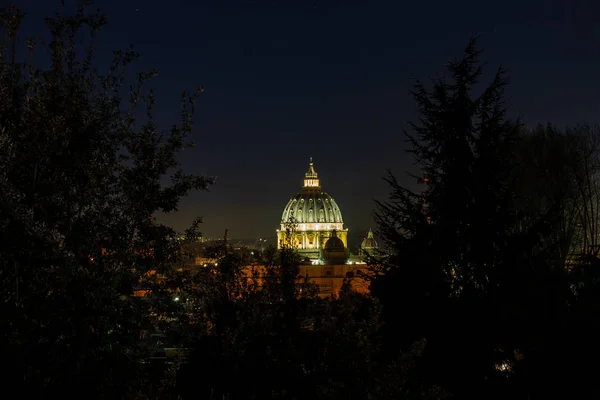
0 4 213 397
372 37 529 398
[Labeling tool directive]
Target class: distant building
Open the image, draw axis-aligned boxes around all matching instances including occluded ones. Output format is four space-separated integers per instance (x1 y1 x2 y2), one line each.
359 229 378 259
273 158 375 296
276 158 348 262
139 159 376 299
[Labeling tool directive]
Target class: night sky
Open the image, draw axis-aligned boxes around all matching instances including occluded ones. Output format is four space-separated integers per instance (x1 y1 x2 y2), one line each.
13 0 600 244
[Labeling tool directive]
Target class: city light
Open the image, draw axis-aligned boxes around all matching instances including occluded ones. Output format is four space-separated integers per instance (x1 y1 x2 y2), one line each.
494 361 512 372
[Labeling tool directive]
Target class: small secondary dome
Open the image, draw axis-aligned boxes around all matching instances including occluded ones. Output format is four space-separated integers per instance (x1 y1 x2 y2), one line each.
324 230 345 250
361 229 378 250
321 230 349 265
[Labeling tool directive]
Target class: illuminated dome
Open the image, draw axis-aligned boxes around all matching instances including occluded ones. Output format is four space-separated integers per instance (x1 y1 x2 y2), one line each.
277 158 348 258
281 191 343 226
361 229 378 250
280 191 343 229
359 229 379 261
280 158 344 231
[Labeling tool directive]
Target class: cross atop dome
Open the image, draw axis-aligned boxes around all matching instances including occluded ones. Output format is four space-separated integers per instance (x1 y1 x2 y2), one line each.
304 157 320 188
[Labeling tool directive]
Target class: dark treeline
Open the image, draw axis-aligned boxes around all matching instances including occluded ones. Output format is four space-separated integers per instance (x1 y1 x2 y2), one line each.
372 38 600 399
1 4 599 400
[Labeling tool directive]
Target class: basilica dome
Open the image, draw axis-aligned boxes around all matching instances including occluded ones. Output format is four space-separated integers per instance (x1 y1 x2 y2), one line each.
277 159 348 257
280 159 344 231
280 190 343 227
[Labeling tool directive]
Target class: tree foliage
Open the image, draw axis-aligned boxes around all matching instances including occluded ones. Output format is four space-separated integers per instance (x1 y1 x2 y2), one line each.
8 3 600 398
373 38 522 358
169 223 438 399
373 37 600 399
0 4 213 397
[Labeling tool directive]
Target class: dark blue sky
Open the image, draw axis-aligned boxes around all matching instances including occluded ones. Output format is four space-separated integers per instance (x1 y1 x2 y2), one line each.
14 0 600 243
